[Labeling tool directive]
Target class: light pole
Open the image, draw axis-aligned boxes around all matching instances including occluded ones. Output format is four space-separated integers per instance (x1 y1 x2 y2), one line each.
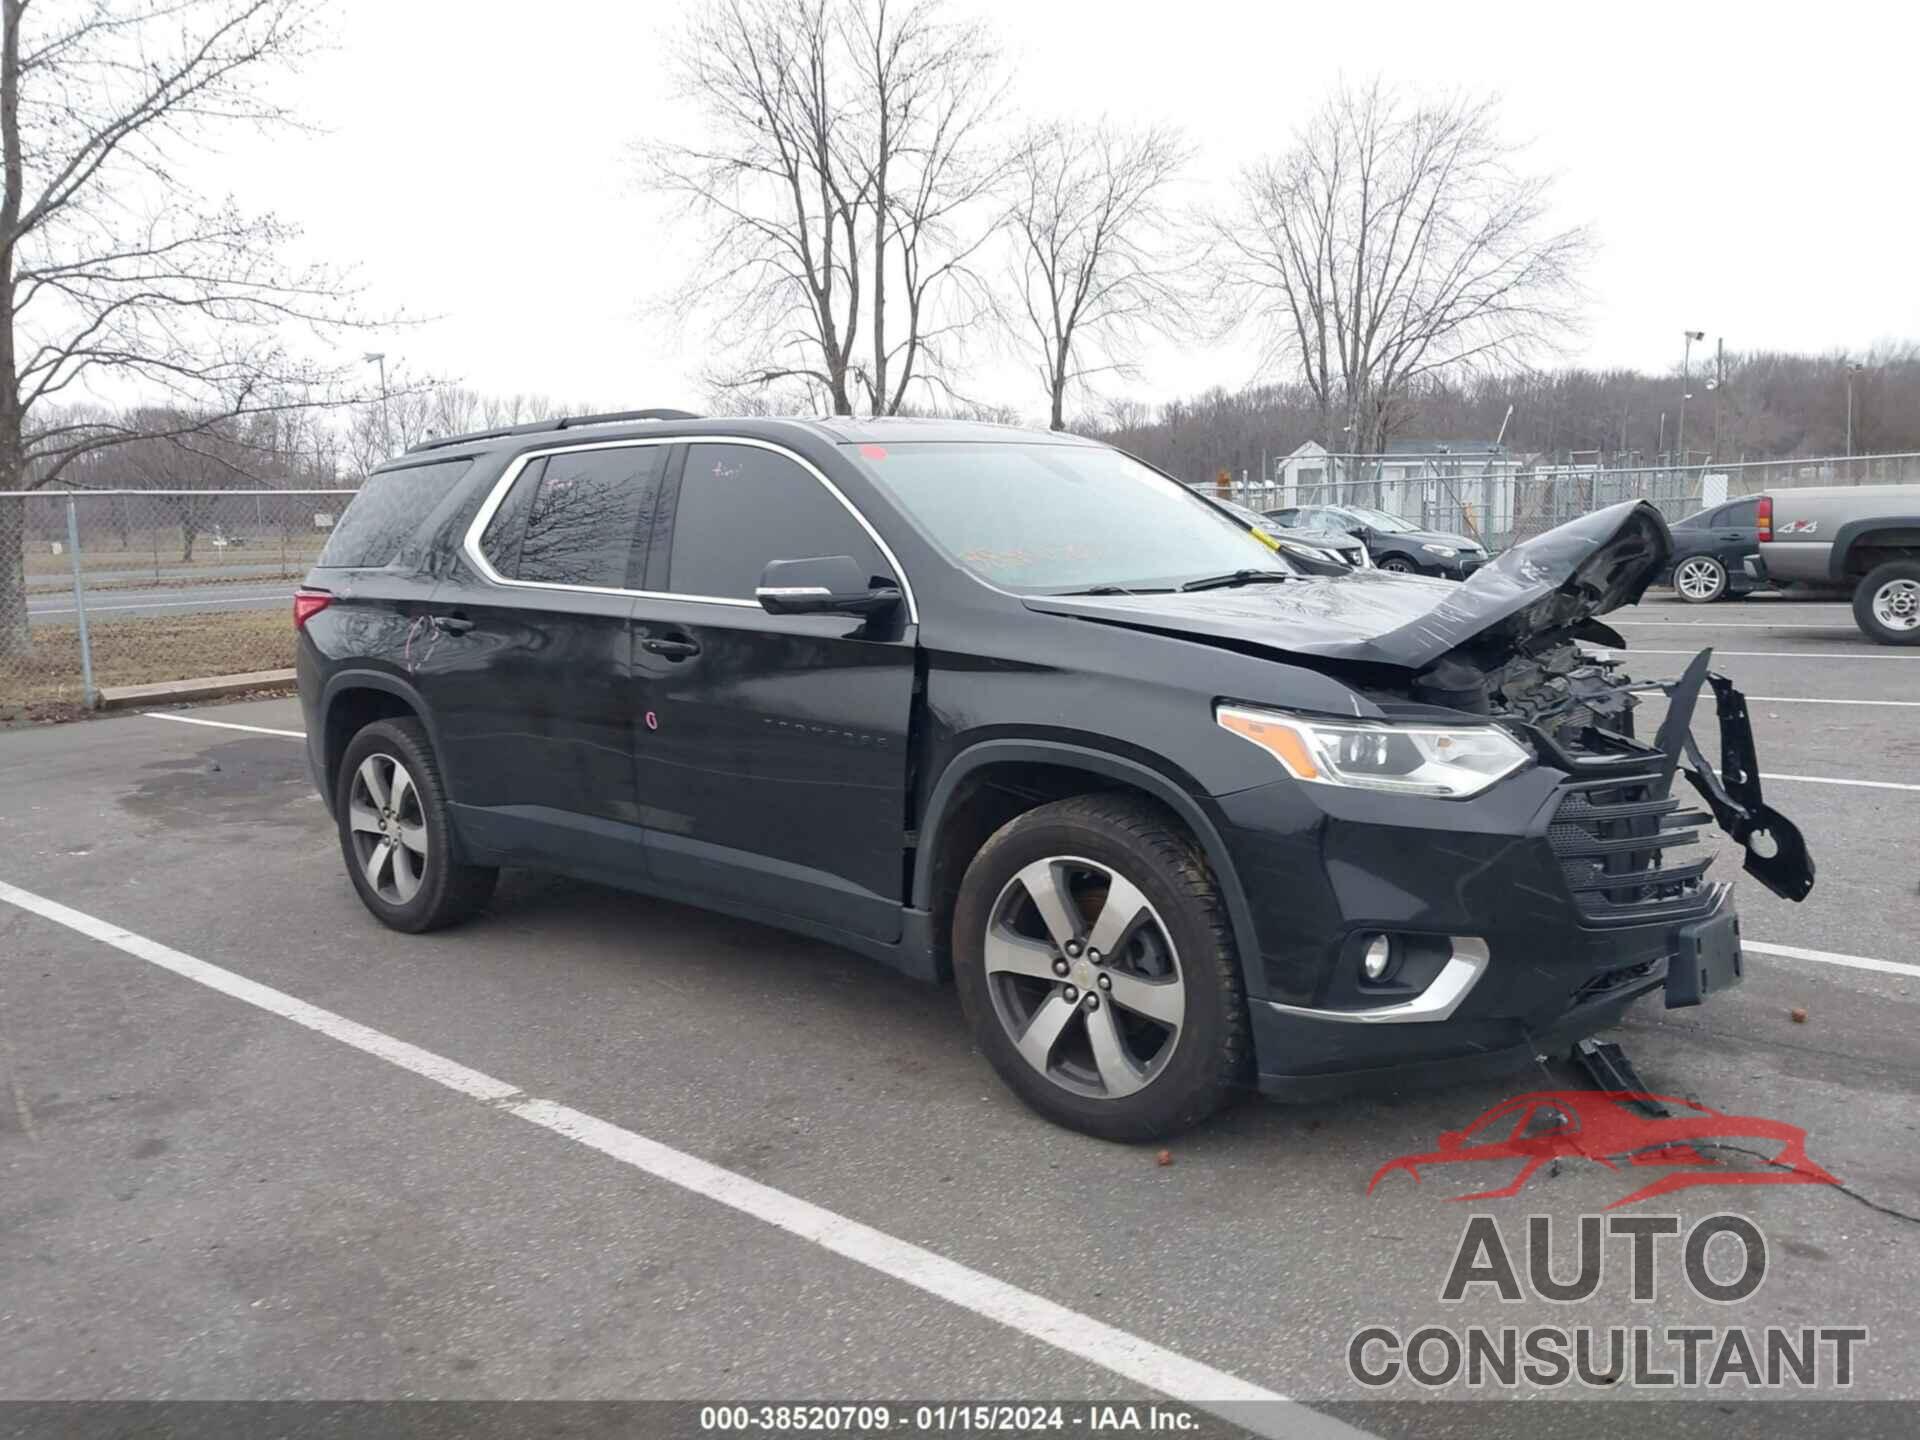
1676 330 1704 472
1846 361 1864 457
363 352 391 457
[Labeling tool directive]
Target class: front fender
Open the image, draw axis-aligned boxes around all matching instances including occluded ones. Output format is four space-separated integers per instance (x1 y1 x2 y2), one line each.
911 738 1262 984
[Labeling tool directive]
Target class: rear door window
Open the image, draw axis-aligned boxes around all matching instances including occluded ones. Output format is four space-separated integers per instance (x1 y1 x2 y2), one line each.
317 459 473 568
478 446 667 589
1714 498 1761 529
666 443 887 600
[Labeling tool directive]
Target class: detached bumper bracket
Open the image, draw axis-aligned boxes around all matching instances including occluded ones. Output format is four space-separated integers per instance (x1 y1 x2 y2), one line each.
1678 667 1816 902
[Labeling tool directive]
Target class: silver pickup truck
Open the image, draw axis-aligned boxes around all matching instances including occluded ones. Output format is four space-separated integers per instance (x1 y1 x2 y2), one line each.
1758 483 1920 644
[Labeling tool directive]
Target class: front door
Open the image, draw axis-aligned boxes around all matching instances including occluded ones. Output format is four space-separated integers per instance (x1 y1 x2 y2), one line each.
416 442 668 875
630 440 916 941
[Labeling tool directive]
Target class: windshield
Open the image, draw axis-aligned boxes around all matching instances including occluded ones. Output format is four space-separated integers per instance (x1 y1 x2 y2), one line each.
852 442 1289 592
1343 505 1419 533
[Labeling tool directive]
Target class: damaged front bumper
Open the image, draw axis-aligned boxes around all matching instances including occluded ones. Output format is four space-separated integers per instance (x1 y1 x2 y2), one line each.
1214 651 1813 1098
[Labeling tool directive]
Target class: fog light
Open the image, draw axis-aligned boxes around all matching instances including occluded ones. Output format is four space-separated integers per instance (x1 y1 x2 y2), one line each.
1361 934 1394 981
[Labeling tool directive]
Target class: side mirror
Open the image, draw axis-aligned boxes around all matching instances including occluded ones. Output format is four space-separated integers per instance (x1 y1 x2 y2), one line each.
1347 525 1371 540
756 555 902 617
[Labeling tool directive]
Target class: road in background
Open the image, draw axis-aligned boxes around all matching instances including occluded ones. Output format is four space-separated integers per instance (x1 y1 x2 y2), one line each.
27 583 292 624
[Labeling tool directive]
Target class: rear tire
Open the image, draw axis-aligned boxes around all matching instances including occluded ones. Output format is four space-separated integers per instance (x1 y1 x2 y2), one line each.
1673 555 1728 604
336 718 497 932
1853 560 1920 645
952 794 1251 1142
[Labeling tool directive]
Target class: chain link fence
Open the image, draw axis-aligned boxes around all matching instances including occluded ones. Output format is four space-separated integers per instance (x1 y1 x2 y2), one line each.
4 454 1918 718
1218 451 1920 553
1 488 357 718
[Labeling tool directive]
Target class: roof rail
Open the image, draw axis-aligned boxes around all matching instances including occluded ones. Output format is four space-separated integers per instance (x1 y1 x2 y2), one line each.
404 408 703 455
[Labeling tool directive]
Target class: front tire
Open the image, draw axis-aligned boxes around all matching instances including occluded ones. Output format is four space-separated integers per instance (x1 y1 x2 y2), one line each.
1673 555 1729 603
1853 560 1920 645
952 795 1251 1142
1378 555 1418 575
336 718 497 932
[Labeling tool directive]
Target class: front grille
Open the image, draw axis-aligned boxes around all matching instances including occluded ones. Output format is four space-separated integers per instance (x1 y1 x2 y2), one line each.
1549 770 1715 924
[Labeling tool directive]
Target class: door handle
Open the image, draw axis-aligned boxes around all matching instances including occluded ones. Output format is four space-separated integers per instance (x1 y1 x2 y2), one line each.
432 613 474 634
641 635 701 660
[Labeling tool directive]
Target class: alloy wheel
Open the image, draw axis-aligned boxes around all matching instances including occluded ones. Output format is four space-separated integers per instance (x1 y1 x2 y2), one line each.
983 856 1184 1099
347 752 429 904
1379 557 1414 573
1872 578 1920 633
1675 556 1726 602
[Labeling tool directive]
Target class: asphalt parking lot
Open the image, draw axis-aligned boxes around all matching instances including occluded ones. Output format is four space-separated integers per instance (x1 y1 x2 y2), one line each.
2 591 1916 1438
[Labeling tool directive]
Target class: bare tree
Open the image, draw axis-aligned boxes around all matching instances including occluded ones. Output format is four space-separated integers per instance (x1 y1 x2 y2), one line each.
1006 122 1192 430
639 0 1010 417
0 0 364 659
1214 80 1589 453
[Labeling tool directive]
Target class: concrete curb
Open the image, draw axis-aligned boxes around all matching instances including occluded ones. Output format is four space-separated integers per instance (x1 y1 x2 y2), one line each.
97 669 296 710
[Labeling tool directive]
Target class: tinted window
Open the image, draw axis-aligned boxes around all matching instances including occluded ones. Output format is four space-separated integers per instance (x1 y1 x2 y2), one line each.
1715 498 1761 528
478 457 546 576
668 444 886 599
485 447 665 588
317 459 472 568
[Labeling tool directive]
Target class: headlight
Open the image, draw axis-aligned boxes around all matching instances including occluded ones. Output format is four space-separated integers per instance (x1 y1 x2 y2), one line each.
1421 543 1458 558
1273 539 1347 569
1216 705 1530 798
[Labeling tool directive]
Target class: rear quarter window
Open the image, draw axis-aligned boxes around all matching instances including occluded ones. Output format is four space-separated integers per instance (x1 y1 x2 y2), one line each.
316 459 474 568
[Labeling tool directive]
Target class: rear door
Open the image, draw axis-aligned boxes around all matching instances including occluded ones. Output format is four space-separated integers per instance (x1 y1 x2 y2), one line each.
629 439 917 942
415 442 669 874
1711 497 1760 546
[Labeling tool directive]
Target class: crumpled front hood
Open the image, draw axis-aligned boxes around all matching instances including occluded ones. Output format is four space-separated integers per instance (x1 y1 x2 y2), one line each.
1022 500 1673 671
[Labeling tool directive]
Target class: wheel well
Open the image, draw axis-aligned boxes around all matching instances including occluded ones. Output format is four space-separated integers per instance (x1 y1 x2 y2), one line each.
323 687 419 801
1845 533 1920 578
920 761 1187 983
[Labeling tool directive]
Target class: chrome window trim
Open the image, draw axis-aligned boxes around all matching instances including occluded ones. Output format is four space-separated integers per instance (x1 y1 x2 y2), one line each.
460 434 918 622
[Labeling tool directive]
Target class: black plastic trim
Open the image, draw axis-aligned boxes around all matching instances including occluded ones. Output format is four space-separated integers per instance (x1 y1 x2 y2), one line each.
912 739 1261 978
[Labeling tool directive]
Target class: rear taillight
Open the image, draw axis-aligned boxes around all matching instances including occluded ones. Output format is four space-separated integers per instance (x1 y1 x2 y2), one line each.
293 589 333 629
1757 494 1772 542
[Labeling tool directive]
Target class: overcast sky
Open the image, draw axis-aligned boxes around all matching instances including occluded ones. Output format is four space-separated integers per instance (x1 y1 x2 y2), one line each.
212 0 1920 423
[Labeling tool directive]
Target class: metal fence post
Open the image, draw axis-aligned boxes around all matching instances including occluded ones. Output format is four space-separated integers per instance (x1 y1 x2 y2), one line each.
64 495 96 709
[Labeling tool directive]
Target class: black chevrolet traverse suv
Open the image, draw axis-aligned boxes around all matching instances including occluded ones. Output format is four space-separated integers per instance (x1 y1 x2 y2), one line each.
296 412 1813 1140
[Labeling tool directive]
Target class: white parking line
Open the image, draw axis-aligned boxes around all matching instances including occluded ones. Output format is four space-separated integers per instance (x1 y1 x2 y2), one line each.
1614 621 1841 630
143 711 307 739
1746 941 1920 982
1749 697 1920 707
0 878 1363 1440
32 594 288 615
1760 772 1920 793
1597 648 1920 661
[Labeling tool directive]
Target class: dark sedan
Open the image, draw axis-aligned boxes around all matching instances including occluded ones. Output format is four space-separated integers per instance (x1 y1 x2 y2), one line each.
1664 495 1766 603
1265 503 1487 578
